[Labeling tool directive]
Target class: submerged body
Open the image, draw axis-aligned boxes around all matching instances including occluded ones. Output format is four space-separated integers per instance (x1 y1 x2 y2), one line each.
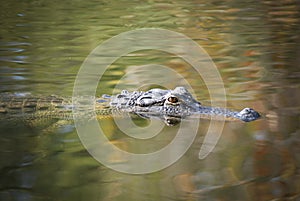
0 87 260 125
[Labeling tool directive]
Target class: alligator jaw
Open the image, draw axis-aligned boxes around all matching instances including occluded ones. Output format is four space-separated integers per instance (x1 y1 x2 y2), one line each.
192 106 261 122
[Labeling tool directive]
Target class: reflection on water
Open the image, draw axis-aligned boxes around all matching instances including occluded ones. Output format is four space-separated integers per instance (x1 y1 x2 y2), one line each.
0 0 300 200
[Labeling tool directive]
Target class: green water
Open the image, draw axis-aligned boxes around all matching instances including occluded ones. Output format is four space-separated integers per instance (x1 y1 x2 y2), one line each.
1 0 300 200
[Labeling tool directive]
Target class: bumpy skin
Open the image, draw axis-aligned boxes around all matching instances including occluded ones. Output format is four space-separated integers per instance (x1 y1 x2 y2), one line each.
107 87 260 124
0 87 260 125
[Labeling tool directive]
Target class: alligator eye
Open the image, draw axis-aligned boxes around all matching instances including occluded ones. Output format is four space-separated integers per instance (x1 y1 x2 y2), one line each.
167 96 179 103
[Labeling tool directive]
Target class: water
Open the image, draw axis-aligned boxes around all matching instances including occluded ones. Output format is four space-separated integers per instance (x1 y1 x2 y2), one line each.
1 0 300 200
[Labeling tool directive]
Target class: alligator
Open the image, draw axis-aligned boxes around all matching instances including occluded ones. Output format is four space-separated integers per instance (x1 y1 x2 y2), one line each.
0 87 260 126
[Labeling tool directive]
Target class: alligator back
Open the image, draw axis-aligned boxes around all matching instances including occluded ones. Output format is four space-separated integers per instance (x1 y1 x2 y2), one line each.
0 94 74 119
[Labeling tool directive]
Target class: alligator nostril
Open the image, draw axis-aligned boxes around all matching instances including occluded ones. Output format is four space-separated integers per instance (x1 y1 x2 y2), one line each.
241 108 251 114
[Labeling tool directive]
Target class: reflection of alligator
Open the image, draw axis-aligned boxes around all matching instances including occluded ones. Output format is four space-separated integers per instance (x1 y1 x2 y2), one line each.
0 87 260 125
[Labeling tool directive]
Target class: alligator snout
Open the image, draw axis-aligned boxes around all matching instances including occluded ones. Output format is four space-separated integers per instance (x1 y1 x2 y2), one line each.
238 108 261 122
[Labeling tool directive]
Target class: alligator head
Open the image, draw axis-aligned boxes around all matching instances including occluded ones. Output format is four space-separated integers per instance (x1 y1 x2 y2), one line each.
110 86 261 125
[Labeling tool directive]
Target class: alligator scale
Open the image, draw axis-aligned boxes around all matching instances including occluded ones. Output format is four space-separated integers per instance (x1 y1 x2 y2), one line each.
0 87 260 125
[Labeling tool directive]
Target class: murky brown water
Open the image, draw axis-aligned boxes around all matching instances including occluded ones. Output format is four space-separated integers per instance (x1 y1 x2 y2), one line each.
1 0 300 200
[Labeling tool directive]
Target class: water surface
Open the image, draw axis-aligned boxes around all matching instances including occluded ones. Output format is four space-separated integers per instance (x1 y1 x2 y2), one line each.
0 0 300 200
